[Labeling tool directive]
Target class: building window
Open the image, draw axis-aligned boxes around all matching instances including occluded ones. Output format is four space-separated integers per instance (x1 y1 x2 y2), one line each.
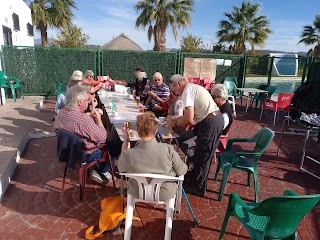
12 13 20 31
2 26 12 45
27 23 34 36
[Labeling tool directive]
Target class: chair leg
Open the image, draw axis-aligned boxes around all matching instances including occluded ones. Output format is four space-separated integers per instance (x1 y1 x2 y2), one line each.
247 172 251 187
164 197 175 240
62 165 68 190
273 111 277 126
79 166 86 201
218 168 231 202
218 202 232 240
10 86 16 102
259 108 264 121
253 171 259 203
108 154 116 188
124 195 135 240
214 161 221 181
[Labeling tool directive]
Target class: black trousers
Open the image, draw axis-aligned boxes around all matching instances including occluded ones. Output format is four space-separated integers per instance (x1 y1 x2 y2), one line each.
178 114 224 192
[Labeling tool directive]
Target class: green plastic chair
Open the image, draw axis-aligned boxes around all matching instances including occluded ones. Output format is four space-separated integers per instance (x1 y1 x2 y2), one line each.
214 127 275 202
0 71 25 102
219 190 320 240
56 82 68 99
251 85 277 110
223 76 238 86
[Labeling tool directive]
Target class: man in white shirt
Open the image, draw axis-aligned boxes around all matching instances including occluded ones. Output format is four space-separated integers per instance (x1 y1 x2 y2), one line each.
167 74 224 197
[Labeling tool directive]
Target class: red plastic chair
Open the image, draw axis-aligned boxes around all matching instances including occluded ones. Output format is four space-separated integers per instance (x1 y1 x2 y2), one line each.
259 93 294 126
188 77 201 85
60 141 116 201
57 129 116 201
203 77 214 91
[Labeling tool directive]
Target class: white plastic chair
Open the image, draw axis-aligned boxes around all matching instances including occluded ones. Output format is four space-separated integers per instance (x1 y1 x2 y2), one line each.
119 173 184 240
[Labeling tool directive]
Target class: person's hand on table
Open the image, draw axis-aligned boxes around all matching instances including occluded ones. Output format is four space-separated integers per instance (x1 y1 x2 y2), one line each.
166 118 175 128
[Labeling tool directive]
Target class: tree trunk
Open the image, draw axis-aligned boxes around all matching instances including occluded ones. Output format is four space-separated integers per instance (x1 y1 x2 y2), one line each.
39 21 49 46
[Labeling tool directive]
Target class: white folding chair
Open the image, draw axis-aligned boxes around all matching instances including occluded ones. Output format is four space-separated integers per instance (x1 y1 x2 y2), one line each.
119 173 184 240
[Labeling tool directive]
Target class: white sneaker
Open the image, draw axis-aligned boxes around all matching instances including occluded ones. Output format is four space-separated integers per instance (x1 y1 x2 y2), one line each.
101 171 113 182
90 170 110 184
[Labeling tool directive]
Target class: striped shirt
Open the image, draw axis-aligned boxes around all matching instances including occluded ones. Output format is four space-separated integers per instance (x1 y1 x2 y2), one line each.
150 83 170 107
54 106 107 153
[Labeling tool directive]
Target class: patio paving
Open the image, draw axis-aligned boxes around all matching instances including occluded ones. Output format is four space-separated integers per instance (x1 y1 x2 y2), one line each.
0 97 319 239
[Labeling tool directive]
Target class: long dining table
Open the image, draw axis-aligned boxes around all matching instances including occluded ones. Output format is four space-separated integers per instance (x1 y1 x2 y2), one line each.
97 89 178 142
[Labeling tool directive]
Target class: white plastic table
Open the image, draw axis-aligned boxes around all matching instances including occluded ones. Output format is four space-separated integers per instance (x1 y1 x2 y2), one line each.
98 90 178 141
236 88 268 116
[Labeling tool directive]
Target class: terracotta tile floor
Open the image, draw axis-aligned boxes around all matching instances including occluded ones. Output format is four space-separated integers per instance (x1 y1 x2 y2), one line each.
0 99 319 239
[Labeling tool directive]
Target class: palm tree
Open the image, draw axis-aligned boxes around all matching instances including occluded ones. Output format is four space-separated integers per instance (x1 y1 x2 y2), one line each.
298 15 320 57
216 1 271 54
135 0 194 52
29 0 77 46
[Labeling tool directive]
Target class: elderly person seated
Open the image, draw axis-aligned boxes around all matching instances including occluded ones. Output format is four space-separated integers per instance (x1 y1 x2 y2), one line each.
55 85 113 184
127 66 151 104
145 72 170 117
55 70 83 116
117 112 187 200
83 70 103 92
211 83 233 134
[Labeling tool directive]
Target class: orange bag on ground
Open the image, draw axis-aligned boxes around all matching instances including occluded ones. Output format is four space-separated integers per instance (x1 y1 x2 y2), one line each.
85 196 140 239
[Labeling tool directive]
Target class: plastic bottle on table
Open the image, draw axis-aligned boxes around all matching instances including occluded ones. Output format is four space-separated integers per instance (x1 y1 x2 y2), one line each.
112 100 117 112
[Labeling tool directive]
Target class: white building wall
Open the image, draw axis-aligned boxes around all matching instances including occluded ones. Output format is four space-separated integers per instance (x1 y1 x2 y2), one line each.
0 0 34 71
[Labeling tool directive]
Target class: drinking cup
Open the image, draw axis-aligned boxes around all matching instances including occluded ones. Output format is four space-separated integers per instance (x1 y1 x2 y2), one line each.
136 96 140 106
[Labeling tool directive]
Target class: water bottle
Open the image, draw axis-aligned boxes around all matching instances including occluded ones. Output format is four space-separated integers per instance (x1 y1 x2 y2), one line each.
127 87 131 95
112 100 117 112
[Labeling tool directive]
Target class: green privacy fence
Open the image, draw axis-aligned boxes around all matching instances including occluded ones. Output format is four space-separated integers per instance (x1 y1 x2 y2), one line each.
1 45 97 95
101 49 178 84
1 45 317 96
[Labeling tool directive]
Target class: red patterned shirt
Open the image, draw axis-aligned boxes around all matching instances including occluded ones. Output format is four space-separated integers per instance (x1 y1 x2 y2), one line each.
54 106 107 153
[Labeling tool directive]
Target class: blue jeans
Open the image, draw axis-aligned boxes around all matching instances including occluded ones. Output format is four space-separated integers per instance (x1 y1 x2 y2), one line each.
82 149 116 173
55 94 66 113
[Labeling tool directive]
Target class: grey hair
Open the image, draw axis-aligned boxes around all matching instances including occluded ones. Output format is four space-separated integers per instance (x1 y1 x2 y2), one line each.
72 70 83 78
170 74 185 83
153 72 163 80
211 83 228 101
65 85 87 107
84 70 94 78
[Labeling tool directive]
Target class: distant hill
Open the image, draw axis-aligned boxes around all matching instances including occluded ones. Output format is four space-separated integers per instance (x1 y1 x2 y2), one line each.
34 38 54 46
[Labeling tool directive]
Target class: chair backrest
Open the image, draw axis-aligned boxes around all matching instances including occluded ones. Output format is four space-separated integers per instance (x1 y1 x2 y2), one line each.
57 83 68 95
119 173 183 203
223 77 238 86
251 127 274 153
57 129 83 169
265 85 277 97
188 77 201 85
203 77 211 84
250 193 320 239
223 81 237 96
276 93 294 110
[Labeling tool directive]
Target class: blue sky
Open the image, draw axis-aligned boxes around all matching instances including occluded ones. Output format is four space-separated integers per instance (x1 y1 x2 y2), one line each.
39 0 320 53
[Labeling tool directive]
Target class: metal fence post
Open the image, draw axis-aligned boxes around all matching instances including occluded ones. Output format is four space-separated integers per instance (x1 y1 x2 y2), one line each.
267 56 274 85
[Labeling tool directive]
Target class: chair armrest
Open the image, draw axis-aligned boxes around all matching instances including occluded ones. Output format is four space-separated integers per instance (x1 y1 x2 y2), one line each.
225 137 255 151
229 192 250 210
283 190 300 196
232 152 261 165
